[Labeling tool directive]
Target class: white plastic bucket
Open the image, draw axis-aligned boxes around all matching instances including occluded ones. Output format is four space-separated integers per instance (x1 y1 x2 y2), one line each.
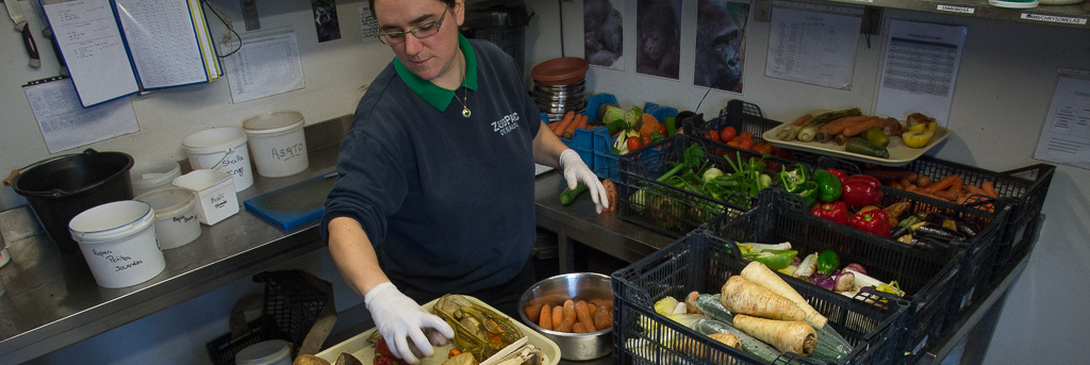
68 200 166 289
235 339 292 365
136 188 201 249
130 159 182 196
243 111 309 178
173 169 240 226
182 127 253 192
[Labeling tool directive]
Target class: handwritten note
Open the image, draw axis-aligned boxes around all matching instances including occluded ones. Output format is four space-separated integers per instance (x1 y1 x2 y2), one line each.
23 77 139 153
43 0 140 107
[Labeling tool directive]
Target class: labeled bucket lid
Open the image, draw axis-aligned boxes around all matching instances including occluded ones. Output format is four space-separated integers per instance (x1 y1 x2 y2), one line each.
235 339 291 365
69 200 154 244
131 159 182 191
182 128 248 154
173 169 233 191
243 111 305 135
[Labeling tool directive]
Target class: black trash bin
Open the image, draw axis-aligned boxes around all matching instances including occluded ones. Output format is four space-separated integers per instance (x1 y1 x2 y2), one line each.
461 0 531 75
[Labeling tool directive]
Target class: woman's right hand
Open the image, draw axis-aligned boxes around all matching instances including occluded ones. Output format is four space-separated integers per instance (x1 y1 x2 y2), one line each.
365 282 455 364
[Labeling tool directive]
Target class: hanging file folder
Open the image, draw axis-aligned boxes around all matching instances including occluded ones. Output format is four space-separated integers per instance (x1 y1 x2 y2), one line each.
41 0 220 108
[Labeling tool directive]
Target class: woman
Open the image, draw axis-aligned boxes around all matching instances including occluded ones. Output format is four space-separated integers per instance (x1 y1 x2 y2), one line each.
321 0 607 363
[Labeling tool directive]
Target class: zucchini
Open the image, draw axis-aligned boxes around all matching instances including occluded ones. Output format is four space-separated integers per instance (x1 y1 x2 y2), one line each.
693 318 780 363
811 323 854 363
605 119 628 135
559 184 588 205
845 137 890 159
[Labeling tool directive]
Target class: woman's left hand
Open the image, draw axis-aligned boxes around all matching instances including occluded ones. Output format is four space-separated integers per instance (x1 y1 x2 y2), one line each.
559 149 609 213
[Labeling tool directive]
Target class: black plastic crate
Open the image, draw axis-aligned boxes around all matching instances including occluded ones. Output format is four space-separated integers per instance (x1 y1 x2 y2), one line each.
618 133 791 238
207 270 331 365
611 230 909 365
851 157 1053 295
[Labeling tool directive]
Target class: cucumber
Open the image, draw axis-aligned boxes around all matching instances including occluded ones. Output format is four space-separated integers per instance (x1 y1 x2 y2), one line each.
560 184 588 205
605 119 628 135
845 137 890 159
693 318 780 363
862 127 890 147
811 323 854 363
694 294 734 323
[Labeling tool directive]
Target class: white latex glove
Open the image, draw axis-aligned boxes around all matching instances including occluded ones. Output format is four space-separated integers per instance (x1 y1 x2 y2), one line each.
365 282 454 364
559 149 609 213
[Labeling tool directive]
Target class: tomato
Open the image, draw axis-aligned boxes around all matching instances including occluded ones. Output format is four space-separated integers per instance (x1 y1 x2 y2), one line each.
707 129 720 142
640 134 652 146
627 136 642 152
739 131 754 139
374 357 394 365
720 126 737 142
727 140 741 148
739 137 754 150
753 141 773 155
657 122 668 136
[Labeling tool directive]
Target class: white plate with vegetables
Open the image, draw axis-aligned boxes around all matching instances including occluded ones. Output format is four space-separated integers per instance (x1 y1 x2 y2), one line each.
762 113 950 167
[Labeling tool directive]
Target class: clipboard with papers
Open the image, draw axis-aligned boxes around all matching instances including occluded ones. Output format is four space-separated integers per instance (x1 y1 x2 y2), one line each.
40 0 221 108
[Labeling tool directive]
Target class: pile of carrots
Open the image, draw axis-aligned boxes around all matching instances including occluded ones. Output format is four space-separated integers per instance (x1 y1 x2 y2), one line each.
548 111 591 140
524 298 613 334
862 170 1000 209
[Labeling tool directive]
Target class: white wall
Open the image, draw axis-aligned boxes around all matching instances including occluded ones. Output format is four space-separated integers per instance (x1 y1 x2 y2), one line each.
558 2 1089 364
3 0 1088 364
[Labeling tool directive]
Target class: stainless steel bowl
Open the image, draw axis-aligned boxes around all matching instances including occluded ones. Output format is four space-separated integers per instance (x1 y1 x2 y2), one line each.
518 272 613 361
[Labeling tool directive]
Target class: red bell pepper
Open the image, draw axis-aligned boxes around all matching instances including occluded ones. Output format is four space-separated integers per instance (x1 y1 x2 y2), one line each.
811 201 849 224
826 168 847 182
841 175 883 208
849 209 891 237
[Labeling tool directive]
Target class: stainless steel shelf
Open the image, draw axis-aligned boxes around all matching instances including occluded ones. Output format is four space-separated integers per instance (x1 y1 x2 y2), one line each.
757 0 1090 30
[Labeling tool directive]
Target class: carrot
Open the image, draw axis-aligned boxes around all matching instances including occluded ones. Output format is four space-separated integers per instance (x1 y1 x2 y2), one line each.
575 300 597 333
862 169 918 182
739 261 827 329
720 275 805 322
925 175 962 194
790 113 814 126
917 176 933 188
587 303 597 315
981 182 998 197
816 115 874 142
561 299 577 329
562 115 582 139
572 323 587 333
708 333 742 350
553 111 576 137
935 189 959 201
733 315 817 356
840 116 886 137
525 303 543 324
539 304 553 330
601 179 618 212
551 305 564 331
593 303 613 330
964 184 988 198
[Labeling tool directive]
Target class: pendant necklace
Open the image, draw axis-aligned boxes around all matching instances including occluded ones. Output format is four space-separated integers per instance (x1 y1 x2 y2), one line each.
455 65 471 118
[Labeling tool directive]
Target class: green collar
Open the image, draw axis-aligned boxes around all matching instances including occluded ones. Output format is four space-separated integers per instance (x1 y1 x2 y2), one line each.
393 34 478 112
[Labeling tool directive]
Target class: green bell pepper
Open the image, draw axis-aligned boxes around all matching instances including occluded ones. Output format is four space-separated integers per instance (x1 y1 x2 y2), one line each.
794 180 818 207
816 249 840 274
812 169 842 203
779 164 808 192
744 249 799 270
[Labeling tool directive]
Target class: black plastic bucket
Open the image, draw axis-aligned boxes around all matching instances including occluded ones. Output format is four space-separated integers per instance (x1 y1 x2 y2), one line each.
7 149 135 252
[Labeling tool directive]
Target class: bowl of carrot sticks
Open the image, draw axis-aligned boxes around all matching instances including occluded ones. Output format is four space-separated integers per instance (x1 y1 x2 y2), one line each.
518 272 614 361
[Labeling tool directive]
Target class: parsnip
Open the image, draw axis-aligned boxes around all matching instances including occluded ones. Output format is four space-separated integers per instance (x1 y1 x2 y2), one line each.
741 261 828 329
720 275 804 321
733 314 817 356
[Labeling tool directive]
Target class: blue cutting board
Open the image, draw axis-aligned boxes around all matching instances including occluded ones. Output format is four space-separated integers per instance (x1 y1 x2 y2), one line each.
244 172 338 230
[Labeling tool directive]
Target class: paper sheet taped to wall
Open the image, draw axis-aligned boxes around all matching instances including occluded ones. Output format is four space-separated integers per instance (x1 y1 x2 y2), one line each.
22 76 139 153
1034 69 1090 170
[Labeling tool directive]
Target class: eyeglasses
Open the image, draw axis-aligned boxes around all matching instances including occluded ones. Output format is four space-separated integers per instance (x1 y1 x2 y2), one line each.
375 4 449 45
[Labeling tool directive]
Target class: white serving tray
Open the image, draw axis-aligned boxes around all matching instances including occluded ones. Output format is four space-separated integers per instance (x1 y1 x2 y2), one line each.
316 296 561 365
762 121 950 167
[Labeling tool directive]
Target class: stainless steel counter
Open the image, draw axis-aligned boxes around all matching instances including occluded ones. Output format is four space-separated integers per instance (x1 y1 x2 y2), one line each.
0 118 352 364
0 115 1033 363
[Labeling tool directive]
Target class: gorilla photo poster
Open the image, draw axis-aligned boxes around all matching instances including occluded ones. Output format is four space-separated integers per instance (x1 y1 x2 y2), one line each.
585 0 624 70
636 0 681 79
695 0 749 93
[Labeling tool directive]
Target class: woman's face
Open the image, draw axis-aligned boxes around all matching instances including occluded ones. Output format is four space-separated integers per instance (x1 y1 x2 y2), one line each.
373 0 464 83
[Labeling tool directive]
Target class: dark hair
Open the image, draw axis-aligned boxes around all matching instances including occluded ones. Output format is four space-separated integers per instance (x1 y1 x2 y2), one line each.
368 0 457 19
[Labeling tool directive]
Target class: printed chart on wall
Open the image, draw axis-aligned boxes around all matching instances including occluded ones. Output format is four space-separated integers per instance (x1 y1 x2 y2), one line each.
221 28 305 103
1034 69 1090 170
765 1 862 90
874 19 966 125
